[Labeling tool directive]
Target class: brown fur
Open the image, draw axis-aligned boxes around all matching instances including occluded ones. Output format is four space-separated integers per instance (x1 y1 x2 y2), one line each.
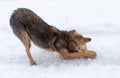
10 8 96 65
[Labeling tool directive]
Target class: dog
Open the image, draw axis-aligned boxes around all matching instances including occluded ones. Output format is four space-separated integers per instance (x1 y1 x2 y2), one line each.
10 8 96 65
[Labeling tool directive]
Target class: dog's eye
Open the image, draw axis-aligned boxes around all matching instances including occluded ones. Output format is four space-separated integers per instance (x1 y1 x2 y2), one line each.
75 36 82 39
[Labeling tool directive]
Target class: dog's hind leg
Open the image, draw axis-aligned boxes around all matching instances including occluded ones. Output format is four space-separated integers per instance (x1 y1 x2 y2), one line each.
21 31 36 65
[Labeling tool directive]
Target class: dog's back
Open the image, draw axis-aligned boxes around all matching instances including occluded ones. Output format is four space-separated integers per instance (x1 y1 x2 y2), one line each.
10 8 48 38
10 8 60 50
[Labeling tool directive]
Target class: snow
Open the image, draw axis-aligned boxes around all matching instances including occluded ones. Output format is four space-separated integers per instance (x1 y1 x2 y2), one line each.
0 0 120 78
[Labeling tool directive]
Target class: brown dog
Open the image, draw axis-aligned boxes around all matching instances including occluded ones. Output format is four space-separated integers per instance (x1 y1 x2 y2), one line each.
10 8 96 65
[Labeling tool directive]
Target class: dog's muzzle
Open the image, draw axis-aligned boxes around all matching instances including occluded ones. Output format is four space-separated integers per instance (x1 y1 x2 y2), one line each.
88 38 92 41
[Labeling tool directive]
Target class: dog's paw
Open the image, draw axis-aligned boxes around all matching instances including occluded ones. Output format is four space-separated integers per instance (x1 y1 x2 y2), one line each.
83 50 97 59
30 60 36 65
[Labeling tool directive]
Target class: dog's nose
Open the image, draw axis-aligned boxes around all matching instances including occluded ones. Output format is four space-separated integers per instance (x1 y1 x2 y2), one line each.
88 38 92 41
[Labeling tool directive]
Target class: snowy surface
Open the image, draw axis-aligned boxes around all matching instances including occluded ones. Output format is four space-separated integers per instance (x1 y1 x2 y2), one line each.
0 0 120 78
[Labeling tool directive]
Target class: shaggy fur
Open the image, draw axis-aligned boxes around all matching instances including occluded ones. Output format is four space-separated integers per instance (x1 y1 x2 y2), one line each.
10 8 96 65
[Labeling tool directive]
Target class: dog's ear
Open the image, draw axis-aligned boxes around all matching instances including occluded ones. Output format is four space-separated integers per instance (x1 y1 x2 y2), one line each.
68 29 76 40
67 29 78 52
68 41 77 52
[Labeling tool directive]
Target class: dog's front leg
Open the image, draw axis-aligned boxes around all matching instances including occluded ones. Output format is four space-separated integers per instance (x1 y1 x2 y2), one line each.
59 49 96 59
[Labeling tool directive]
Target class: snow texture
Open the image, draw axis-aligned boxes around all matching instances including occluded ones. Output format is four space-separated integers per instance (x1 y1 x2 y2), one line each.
0 0 120 78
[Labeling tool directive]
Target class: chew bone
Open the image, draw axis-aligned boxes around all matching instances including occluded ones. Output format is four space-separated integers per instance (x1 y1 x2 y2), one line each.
78 44 87 52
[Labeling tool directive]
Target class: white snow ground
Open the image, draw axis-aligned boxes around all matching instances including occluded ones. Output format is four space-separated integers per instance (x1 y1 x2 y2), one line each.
0 0 120 78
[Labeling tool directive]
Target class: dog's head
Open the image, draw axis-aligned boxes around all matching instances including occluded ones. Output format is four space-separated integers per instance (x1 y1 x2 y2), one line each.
67 30 91 52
